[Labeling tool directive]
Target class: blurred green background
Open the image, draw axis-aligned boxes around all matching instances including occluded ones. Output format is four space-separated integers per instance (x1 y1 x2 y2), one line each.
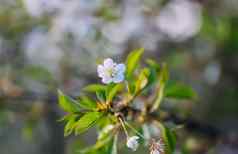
0 0 238 154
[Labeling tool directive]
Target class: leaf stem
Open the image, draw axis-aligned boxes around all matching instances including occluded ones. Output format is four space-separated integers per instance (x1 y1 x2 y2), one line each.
124 121 145 139
118 117 129 139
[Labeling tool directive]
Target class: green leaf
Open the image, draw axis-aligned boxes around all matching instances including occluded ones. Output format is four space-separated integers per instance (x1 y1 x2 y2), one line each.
157 123 177 154
79 96 97 110
135 68 149 94
64 114 78 136
146 68 157 89
108 134 118 154
144 59 161 90
126 48 144 79
165 82 197 100
97 115 117 129
58 114 72 122
107 84 123 102
165 128 177 153
146 59 161 72
83 84 107 92
151 63 169 111
83 84 107 102
58 90 80 113
74 112 104 134
96 91 107 102
127 80 136 95
159 63 169 83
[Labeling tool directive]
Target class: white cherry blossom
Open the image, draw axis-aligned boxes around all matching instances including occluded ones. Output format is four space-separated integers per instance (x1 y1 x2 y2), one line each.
97 58 126 84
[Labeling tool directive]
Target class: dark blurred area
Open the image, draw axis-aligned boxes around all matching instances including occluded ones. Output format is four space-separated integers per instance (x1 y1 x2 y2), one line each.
0 0 238 154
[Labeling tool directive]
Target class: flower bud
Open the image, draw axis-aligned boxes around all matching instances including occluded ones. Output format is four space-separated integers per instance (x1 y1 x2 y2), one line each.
126 136 140 151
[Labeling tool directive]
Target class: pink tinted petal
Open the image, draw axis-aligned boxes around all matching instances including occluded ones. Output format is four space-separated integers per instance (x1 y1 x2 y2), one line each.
103 58 114 68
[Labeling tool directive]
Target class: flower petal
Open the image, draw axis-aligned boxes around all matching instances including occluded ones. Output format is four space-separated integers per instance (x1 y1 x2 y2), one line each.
113 73 124 83
115 63 126 73
127 136 140 151
97 65 105 78
103 58 114 68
